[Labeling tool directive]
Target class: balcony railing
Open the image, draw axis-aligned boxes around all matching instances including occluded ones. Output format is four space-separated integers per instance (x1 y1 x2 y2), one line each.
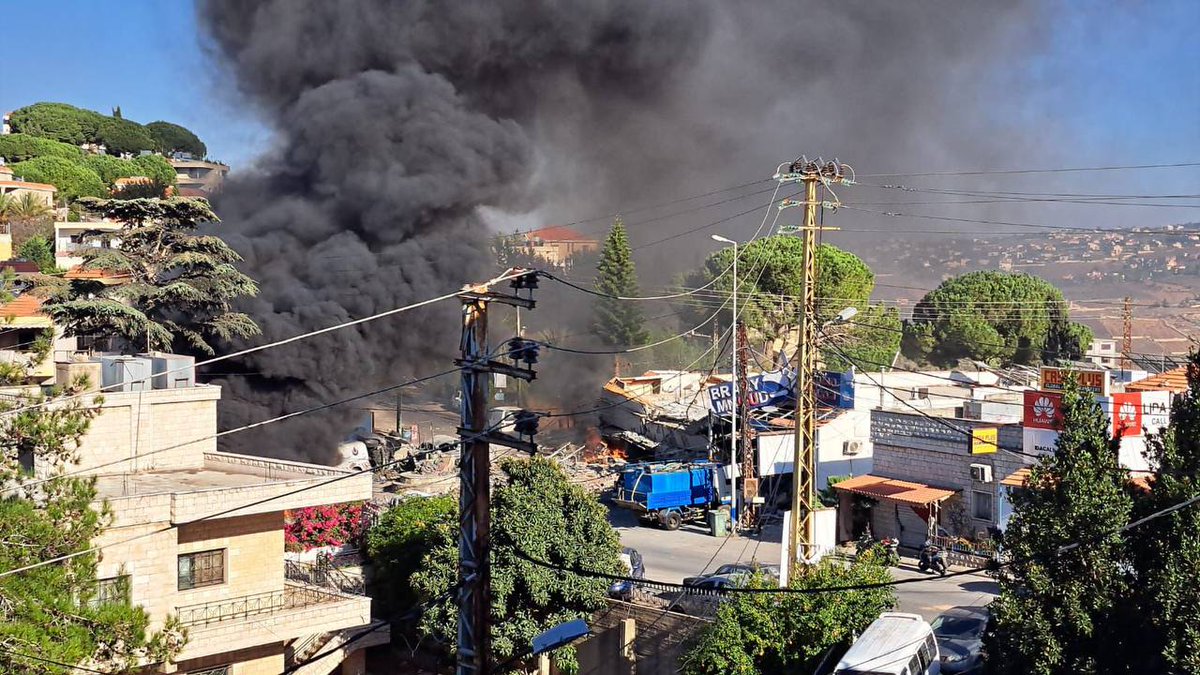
285 559 366 596
176 584 346 627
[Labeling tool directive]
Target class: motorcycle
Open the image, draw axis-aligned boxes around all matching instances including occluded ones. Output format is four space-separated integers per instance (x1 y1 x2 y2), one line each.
856 530 900 567
918 540 947 576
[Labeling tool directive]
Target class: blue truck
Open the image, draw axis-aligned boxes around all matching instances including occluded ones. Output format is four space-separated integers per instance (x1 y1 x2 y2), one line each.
612 461 731 530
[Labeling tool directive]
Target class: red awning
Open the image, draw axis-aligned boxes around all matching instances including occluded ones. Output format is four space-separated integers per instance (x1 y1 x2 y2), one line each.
832 474 957 506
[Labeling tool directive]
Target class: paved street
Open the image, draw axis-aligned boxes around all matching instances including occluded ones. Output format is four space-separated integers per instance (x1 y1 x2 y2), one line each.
610 507 997 620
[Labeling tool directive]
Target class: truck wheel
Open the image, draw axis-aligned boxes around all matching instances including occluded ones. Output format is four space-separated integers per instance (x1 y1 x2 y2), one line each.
664 511 683 531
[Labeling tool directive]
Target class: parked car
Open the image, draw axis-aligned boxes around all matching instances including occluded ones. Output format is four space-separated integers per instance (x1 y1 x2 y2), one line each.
683 561 780 587
608 547 645 601
931 606 988 674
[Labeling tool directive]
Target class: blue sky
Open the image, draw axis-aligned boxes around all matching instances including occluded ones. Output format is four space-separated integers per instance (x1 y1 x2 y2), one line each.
0 2 1196 176
0 1 270 166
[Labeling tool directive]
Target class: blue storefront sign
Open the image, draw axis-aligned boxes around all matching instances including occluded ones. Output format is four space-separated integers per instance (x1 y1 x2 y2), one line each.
706 369 794 416
815 370 856 409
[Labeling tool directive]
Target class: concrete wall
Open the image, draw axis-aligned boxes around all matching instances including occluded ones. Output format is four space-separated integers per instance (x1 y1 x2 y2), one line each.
171 642 284 675
62 385 222 475
754 410 873 491
869 409 1031 544
579 600 710 675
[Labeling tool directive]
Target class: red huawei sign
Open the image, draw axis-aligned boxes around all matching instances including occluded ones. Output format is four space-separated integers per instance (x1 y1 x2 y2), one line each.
1023 390 1062 430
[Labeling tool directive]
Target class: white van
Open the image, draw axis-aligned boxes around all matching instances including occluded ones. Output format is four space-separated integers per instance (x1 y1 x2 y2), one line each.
835 612 940 675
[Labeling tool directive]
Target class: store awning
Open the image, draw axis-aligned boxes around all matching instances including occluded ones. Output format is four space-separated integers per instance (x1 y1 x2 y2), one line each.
1000 467 1032 488
832 474 957 506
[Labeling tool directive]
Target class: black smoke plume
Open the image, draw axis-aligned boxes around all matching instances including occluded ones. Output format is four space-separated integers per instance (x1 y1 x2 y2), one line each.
198 1 1051 461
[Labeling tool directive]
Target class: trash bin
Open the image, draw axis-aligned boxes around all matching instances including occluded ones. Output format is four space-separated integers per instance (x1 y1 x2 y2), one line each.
707 508 730 537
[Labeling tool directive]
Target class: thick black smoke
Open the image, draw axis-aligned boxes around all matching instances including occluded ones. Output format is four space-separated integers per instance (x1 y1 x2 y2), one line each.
198 1 1051 461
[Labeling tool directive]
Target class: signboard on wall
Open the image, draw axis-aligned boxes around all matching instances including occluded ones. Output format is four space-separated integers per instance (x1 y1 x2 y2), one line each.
1023 390 1063 430
1040 367 1110 396
971 427 998 454
816 370 856 409
706 369 794 415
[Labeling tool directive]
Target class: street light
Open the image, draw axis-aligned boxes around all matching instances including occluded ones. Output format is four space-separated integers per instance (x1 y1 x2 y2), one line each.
711 234 739 525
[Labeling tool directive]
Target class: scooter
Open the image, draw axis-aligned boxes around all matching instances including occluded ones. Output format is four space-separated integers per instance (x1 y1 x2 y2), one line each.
918 540 947 576
879 537 901 567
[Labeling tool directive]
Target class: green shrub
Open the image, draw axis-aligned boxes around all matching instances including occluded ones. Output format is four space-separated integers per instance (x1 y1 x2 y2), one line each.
10 156 106 202
132 154 177 187
0 133 84 163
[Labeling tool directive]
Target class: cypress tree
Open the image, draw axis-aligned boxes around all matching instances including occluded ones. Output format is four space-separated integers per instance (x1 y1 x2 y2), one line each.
591 218 647 346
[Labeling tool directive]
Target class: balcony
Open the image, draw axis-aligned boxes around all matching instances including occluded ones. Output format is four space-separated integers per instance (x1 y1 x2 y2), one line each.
172 582 372 662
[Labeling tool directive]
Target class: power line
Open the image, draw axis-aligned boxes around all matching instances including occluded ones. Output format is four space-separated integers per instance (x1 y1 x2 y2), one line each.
0 646 109 674
3 369 462 495
0 269 530 420
858 161 1200 178
840 205 1200 236
0 414 519 580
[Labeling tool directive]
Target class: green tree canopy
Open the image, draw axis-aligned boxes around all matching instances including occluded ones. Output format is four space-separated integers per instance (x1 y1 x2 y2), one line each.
591 217 648 346
411 457 624 671
145 121 207 158
902 271 1092 367
680 237 900 370
10 156 106 202
43 197 261 354
986 379 1135 674
95 117 157 156
681 555 896 675
131 154 177 188
0 133 84 163
0 386 186 671
83 154 141 186
7 102 105 146
365 494 457 617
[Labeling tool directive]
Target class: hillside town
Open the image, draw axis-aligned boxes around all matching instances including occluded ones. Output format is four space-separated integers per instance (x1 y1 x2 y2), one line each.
2 3 1200 675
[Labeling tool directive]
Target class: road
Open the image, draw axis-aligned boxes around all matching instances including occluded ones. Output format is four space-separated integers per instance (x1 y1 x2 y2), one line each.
610 507 998 620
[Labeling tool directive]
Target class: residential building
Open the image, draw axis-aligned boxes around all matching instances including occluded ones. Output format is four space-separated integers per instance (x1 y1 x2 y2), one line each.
0 164 56 207
51 356 385 674
754 408 874 506
169 158 229 196
600 371 715 455
1085 338 1121 369
519 225 599 267
55 219 124 269
832 409 1028 547
0 295 75 384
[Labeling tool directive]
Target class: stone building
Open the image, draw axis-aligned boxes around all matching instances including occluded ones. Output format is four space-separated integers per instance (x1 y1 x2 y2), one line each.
55 359 383 674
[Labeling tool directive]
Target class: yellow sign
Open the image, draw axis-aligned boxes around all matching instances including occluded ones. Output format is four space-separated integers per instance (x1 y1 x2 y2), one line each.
971 427 998 455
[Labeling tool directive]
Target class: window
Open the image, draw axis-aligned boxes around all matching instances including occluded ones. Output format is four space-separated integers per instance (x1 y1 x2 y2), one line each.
973 490 994 521
188 667 230 675
178 549 225 590
908 654 923 674
90 575 131 608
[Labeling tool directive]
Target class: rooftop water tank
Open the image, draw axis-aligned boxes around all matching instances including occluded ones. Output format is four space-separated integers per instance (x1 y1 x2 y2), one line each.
100 356 153 392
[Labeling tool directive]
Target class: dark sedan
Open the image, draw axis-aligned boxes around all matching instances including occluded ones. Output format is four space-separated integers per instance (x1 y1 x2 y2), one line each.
932 606 989 674
682 561 780 587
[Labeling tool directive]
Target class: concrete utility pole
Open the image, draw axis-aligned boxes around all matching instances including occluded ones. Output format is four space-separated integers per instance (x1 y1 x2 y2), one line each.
456 269 540 675
736 322 756 527
1122 296 1133 370
775 157 853 568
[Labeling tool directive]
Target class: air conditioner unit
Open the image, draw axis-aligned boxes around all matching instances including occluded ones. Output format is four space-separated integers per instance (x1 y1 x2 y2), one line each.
970 464 993 483
843 440 863 456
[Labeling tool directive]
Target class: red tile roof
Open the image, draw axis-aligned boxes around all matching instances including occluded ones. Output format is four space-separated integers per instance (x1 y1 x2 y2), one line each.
1127 367 1190 393
832 474 957 506
0 295 44 318
0 180 56 192
522 225 596 243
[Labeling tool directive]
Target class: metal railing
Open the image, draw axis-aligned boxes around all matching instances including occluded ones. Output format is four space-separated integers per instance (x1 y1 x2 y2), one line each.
285 559 366 596
176 584 344 626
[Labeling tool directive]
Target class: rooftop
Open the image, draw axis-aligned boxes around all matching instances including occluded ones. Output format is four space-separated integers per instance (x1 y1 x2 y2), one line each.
0 295 44 318
522 225 597 243
1127 366 1190 393
0 179 56 192
94 456 319 497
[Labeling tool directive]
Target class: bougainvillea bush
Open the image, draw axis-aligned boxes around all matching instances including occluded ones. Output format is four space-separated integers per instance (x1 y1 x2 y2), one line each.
285 502 368 551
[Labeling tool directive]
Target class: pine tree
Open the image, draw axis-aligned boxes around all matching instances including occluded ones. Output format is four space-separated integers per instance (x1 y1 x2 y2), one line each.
43 197 261 355
986 379 1135 674
591 218 647 346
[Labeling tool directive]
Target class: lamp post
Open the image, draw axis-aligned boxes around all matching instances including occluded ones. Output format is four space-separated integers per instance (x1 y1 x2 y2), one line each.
711 234 739 523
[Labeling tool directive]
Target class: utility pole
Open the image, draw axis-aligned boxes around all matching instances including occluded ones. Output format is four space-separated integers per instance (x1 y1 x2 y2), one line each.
775 157 852 569
711 234 739 523
1122 296 1133 370
456 269 540 675
736 321 756 528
